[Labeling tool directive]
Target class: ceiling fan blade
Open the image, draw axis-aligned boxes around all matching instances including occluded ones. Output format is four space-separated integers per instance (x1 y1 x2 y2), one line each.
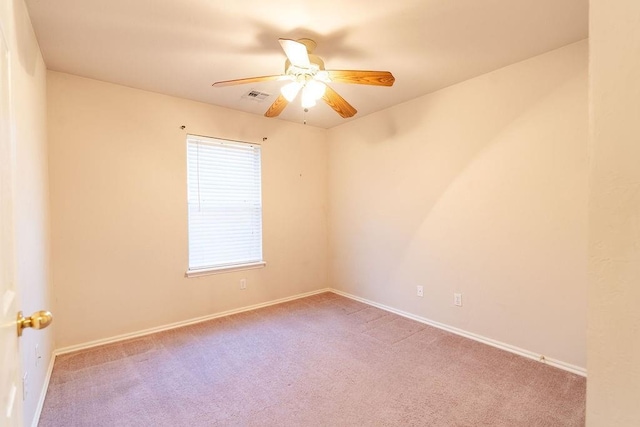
264 94 289 118
279 39 310 68
326 70 395 86
212 75 284 87
322 85 357 118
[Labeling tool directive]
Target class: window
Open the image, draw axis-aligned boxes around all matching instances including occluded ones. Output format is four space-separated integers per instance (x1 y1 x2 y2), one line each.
186 135 264 276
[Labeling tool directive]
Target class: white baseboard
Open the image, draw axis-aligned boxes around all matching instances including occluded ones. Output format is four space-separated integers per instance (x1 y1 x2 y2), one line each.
51 285 586 377
31 352 56 427
55 288 331 355
329 288 587 377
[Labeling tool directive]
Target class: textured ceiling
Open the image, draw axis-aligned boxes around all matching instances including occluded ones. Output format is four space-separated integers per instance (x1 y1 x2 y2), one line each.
25 0 588 128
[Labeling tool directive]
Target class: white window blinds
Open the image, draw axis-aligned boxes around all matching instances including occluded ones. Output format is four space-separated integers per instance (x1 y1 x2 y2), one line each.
186 135 263 272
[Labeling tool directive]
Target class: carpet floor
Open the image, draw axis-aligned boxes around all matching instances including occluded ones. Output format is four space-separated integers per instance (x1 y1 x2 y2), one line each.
39 292 586 426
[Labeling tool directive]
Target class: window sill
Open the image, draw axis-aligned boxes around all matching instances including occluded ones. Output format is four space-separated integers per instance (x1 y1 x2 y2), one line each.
185 261 266 278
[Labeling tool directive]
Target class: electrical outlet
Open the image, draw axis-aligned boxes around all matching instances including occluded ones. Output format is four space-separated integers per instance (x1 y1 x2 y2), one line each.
239 278 247 290
416 285 424 297
454 293 462 306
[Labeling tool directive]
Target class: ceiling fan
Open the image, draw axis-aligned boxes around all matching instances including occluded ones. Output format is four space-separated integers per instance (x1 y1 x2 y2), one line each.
212 38 395 119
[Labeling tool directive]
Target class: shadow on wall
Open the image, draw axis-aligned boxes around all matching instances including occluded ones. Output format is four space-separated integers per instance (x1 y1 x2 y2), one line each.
328 42 588 367
331 44 580 233
328 41 586 302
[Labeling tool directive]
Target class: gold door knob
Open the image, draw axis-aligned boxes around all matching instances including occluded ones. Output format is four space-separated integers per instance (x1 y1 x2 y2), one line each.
17 310 53 337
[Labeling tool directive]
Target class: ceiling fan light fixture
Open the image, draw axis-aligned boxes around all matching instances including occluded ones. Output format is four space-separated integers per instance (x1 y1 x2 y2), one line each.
305 79 326 100
281 81 302 102
301 86 317 108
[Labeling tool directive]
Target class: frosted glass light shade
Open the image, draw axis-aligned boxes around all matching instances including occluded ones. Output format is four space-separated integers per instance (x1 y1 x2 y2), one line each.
305 80 326 99
301 86 317 108
281 82 302 101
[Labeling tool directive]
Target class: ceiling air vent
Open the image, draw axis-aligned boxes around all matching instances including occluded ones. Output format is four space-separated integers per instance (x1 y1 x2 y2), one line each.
242 90 271 102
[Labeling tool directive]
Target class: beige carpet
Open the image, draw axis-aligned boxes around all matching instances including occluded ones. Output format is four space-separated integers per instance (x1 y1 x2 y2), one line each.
39 292 586 426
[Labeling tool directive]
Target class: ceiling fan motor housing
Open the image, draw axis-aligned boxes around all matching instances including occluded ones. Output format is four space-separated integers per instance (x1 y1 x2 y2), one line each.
285 54 325 74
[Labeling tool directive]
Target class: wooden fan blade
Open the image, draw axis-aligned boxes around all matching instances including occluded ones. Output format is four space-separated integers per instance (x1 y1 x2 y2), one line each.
212 75 284 87
322 85 357 118
264 94 289 118
279 39 310 68
326 70 395 86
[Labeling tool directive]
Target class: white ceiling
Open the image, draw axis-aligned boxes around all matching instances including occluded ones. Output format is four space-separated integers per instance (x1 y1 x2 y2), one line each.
25 0 588 129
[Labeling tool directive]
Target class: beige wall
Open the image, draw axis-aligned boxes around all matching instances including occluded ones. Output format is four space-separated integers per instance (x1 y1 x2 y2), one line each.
14 1 640 421
587 1 640 425
46 34 589 379
47 72 328 348
327 41 588 369
1 0 53 425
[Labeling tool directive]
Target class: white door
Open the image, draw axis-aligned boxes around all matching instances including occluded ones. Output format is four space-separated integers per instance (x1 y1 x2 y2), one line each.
0 22 23 427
